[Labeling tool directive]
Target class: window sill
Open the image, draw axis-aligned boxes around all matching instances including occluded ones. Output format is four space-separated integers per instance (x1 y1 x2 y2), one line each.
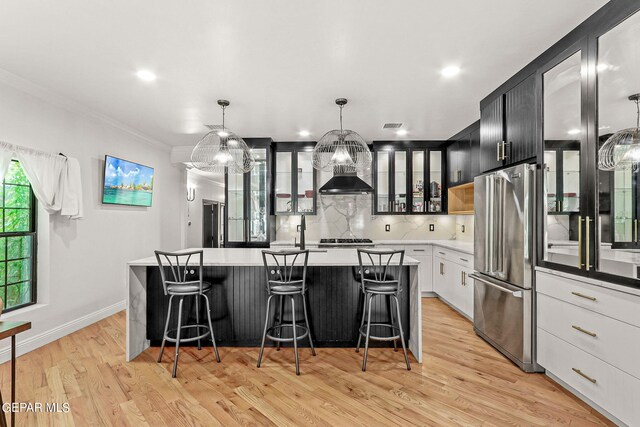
1 303 47 320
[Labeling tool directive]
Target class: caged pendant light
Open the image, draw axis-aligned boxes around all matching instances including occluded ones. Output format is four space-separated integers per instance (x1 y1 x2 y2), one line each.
598 93 640 171
191 100 255 174
312 98 371 171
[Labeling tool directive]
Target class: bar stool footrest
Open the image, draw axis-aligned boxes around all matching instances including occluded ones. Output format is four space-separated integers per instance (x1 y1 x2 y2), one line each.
164 325 211 343
266 324 309 343
359 323 401 341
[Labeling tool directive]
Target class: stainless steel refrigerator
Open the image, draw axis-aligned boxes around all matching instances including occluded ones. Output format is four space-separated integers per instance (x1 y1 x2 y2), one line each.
471 163 541 372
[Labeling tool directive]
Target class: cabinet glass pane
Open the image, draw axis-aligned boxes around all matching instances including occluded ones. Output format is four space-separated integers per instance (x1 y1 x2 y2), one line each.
411 151 425 213
394 151 407 213
227 171 244 242
428 151 442 213
249 149 268 243
377 151 389 212
297 151 315 214
562 150 580 212
542 50 581 267
275 152 292 213
597 9 640 279
544 150 558 212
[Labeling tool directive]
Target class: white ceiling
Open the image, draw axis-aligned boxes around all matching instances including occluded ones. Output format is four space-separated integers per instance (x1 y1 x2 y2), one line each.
0 0 607 147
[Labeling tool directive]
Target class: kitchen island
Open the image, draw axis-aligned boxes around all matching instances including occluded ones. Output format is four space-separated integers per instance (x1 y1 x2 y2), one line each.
126 248 422 362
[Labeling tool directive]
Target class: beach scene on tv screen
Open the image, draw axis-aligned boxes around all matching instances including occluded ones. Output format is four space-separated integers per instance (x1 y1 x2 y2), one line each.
103 156 154 206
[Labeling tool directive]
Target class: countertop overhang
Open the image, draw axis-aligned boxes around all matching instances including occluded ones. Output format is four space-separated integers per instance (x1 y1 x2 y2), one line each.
128 247 420 267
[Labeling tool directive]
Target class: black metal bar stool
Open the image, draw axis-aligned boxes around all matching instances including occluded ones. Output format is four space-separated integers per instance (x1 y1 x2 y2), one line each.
258 249 315 375
155 250 221 378
356 248 411 371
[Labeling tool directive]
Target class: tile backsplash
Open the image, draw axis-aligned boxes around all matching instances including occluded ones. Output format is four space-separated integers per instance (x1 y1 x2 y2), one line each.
275 193 472 242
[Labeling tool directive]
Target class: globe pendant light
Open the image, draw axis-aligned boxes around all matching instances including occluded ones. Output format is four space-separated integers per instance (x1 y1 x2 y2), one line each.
191 100 255 174
312 98 371 171
598 93 640 171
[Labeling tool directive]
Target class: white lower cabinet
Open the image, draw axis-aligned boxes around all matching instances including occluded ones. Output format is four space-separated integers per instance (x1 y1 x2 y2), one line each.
536 270 640 426
433 248 473 319
407 246 433 293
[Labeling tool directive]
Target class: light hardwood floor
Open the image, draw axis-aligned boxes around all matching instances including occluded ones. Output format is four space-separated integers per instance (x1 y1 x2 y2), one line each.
0 298 613 426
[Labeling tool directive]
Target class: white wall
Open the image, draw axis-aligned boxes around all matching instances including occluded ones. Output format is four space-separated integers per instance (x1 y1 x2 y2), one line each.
185 170 225 248
0 71 183 361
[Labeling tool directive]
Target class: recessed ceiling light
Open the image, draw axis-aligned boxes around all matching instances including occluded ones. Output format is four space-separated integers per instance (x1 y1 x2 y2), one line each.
441 66 461 78
567 128 581 135
396 129 408 136
298 130 311 137
136 69 157 82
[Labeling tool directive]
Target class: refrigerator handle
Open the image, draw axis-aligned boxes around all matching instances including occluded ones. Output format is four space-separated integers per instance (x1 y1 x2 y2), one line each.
484 175 495 273
497 175 505 274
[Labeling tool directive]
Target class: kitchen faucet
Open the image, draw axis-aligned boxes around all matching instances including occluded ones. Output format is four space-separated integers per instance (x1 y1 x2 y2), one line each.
295 215 306 250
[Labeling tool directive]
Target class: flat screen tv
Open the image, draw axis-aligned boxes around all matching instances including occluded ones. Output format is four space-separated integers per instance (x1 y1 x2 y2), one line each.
102 155 154 207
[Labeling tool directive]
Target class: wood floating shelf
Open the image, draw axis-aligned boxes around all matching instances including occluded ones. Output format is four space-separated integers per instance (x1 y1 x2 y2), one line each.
448 182 474 215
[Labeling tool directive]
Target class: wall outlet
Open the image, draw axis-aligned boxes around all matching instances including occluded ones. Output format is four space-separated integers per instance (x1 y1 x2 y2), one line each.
461 225 466 233
429 224 435 232
297 225 301 232
385 224 390 232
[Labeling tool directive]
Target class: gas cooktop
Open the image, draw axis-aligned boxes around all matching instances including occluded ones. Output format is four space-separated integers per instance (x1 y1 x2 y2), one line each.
318 238 375 247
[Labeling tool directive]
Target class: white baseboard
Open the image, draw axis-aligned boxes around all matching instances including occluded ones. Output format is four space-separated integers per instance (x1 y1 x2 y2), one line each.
0 300 126 364
421 291 437 297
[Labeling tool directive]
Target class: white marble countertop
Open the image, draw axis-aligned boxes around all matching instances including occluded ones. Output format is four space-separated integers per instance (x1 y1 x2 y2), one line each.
271 239 474 255
128 248 420 267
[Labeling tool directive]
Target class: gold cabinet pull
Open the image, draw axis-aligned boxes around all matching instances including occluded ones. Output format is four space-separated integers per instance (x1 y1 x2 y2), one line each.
571 291 597 301
572 368 597 384
497 142 501 161
578 216 583 268
585 216 592 270
501 141 507 160
440 262 444 275
572 325 597 337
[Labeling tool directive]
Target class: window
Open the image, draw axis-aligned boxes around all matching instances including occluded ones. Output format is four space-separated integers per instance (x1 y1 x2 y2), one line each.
0 161 36 312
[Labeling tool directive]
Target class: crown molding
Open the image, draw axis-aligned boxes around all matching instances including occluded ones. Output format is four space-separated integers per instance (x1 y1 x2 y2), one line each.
0 68 172 152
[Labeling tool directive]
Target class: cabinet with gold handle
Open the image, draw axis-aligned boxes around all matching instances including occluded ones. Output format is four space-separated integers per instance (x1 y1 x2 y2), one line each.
572 368 597 384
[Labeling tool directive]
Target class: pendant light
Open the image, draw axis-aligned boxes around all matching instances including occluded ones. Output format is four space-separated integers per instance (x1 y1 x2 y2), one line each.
312 98 371 171
598 93 640 171
191 100 255 173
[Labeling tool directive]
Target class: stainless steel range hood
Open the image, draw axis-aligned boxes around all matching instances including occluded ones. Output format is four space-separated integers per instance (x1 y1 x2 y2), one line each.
318 169 373 195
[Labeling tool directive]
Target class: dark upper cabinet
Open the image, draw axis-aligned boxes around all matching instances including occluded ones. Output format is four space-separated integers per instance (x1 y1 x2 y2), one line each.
480 73 537 172
480 95 505 172
447 137 470 187
274 142 317 215
373 141 446 214
505 74 537 164
447 120 480 186
225 138 275 248
470 125 481 178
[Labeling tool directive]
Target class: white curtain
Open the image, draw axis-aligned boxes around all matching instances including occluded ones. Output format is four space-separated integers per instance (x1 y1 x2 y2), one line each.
0 142 84 219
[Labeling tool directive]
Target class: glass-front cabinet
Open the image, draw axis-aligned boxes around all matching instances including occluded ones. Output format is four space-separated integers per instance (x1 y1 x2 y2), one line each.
373 142 445 214
539 4 640 286
274 143 317 215
596 8 640 274
225 138 275 247
540 47 585 270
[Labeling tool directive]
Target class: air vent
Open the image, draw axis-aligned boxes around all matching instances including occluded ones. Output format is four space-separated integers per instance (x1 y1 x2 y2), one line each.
204 124 224 130
383 123 403 129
